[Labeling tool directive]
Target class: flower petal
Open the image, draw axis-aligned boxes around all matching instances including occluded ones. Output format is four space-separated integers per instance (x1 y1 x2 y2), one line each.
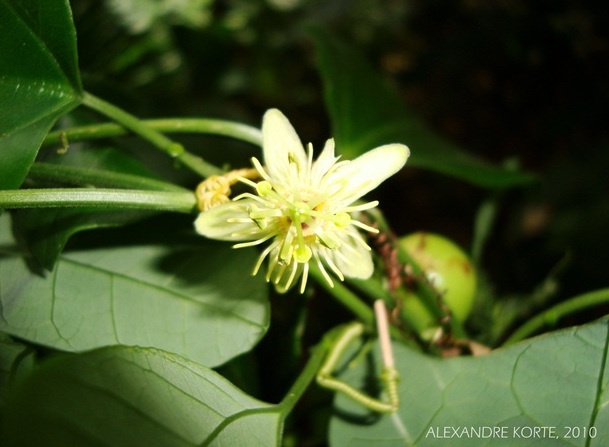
262 109 307 185
325 229 374 279
331 143 409 206
310 138 339 184
194 199 268 241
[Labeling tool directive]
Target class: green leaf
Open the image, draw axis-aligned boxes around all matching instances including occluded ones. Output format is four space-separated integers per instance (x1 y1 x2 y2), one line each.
0 231 269 367
330 319 609 446
37 144 170 181
12 207 154 270
310 29 535 189
1 346 283 446
14 147 182 270
0 333 36 408
0 0 82 189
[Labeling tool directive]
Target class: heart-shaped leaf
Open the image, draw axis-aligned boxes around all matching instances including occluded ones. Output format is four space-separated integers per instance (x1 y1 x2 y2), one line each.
0 0 82 189
311 28 535 189
330 318 609 446
0 224 269 367
1 346 283 446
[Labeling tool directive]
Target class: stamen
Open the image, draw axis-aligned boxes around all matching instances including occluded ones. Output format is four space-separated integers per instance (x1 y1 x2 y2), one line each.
252 240 279 275
331 245 351 265
233 231 276 248
279 231 295 262
351 219 380 233
317 227 342 250
273 263 288 285
256 181 274 196
307 193 329 210
251 157 272 182
313 250 334 288
334 212 351 228
284 260 300 291
320 158 349 181
342 200 379 213
294 244 312 263
254 180 292 208
300 262 310 294
232 192 270 205
318 248 345 281
237 176 258 189
341 230 372 254
266 254 279 282
307 209 351 228
294 228 311 262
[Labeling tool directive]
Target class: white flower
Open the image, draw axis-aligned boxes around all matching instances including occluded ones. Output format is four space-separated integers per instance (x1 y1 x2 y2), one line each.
195 109 409 293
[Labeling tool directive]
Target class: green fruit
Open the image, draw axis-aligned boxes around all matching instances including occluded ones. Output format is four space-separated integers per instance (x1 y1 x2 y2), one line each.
399 232 477 324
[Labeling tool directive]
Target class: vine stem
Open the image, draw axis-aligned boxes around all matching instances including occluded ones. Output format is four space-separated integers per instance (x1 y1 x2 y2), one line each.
43 118 263 148
277 337 330 414
0 189 196 213
504 288 609 345
308 263 374 325
81 92 224 178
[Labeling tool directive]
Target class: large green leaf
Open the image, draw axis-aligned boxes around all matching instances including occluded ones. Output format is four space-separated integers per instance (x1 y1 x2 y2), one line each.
1 346 283 446
311 29 535 189
0 0 82 189
0 228 269 367
330 318 609 446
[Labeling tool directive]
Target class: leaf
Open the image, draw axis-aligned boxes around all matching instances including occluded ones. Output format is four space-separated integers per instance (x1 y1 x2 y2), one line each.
0 0 82 189
13 207 154 270
0 333 36 407
1 346 283 446
329 318 609 446
14 146 180 270
0 226 269 367
310 29 535 189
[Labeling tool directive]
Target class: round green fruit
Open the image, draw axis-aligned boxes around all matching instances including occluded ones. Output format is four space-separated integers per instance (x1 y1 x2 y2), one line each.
399 232 477 323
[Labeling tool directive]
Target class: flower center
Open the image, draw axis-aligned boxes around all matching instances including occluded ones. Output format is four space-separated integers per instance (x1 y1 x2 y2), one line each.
250 180 352 265
287 201 313 263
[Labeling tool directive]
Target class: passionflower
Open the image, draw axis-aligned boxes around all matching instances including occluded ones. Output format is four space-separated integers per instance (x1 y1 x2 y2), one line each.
195 109 409 293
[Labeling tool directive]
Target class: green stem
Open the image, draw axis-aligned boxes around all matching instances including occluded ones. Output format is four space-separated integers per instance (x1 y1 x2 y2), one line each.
309 264 374 325
81 92 223 178
43 118 263 148
277 338 330 414
0 189 196 213
27 163 189 192
504 288 609 346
